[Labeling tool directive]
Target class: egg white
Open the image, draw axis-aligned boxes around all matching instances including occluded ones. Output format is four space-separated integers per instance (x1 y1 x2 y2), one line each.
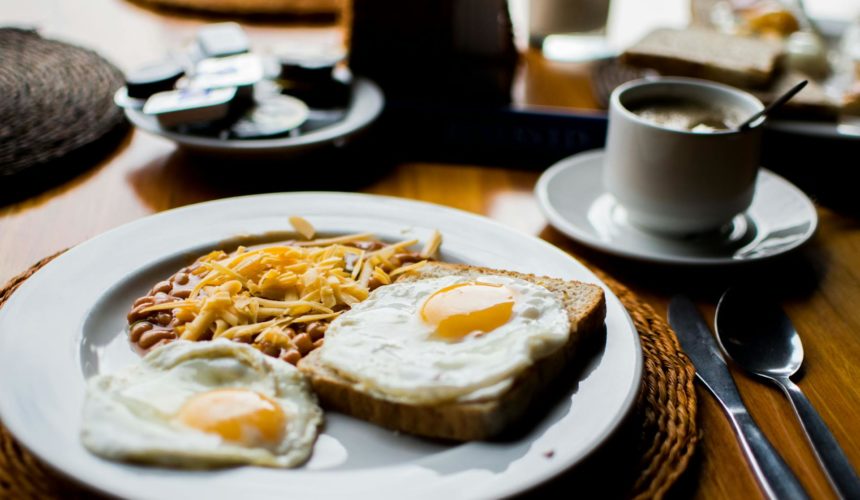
317 275 570 405
81 340 322 468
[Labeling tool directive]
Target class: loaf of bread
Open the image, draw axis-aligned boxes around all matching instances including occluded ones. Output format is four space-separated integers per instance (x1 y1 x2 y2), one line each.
298 262 606 441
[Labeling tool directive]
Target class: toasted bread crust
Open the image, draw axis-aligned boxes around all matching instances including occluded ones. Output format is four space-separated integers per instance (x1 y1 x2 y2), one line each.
298 262 606 441
622 28 782 88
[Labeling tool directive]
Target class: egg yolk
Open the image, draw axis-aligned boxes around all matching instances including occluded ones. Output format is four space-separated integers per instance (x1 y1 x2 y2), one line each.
176 388 287 449
420 282 515 341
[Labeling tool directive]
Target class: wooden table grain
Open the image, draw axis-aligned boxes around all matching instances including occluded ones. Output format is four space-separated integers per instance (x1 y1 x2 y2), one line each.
1 1 858 498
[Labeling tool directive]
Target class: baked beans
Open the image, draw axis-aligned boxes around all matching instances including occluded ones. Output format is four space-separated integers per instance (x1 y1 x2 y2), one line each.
126 237 435 361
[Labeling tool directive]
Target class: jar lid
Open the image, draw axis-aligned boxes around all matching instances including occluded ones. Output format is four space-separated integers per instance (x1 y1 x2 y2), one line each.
126 61 185 99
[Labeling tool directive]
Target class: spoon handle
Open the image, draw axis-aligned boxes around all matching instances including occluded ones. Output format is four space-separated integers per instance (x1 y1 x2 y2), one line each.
776 377 860 499
738 80 807 130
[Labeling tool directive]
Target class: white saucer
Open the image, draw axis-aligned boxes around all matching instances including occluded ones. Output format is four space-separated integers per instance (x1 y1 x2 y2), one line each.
535 150 818 266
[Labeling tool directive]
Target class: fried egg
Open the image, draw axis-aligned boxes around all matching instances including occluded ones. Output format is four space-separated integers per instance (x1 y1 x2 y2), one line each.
81 340 322 468
317 275 570 405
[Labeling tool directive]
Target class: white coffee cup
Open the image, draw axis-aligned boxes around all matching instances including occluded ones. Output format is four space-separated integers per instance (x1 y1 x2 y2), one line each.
604 77 765 235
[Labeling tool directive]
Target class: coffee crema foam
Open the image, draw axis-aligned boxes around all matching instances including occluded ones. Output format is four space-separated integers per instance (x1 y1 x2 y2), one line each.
627 98 744 133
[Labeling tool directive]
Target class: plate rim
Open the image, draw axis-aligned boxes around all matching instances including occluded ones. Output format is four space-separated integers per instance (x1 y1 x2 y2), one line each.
535 149 819 266
0 192 642 499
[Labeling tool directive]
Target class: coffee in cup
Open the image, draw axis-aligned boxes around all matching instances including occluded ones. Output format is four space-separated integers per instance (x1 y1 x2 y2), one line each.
627 98 745 133
604 77 764 235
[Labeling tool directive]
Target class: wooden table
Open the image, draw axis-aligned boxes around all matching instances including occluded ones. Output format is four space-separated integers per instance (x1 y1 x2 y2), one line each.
1 1 858 498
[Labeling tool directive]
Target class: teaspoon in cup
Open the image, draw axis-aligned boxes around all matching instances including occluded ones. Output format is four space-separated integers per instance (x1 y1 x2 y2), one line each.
737 80 807 131
715 288 860 499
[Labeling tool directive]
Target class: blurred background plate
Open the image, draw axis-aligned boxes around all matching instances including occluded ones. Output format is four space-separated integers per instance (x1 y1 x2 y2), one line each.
125 77 383 157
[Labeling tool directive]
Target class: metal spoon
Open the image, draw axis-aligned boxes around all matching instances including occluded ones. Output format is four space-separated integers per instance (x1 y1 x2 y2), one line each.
738 80 808 131
715 288 860 499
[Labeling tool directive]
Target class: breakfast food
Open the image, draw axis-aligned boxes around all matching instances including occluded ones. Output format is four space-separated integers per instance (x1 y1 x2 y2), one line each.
783 31 829 80
299 262 606 441
737 2 800 38
127 228 440 364
750 70 837 119
843 81 860 116
83 216 607 474
628 97 744 132
621 27 783 88
621 27 843 120
81 340 322 468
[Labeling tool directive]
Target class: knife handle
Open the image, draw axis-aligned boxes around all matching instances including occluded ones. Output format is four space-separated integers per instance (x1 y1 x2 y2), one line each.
731 410 809 500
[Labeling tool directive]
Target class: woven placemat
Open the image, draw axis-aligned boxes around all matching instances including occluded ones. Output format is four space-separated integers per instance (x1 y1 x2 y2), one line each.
0 251 698 499
0 29 127 198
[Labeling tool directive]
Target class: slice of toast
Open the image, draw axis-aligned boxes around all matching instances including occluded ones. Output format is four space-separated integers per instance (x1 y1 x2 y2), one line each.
750 70 838 120
298 262 606 441
622 27 783 88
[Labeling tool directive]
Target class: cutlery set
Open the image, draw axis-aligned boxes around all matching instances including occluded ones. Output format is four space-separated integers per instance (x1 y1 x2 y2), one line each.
669 292 860 499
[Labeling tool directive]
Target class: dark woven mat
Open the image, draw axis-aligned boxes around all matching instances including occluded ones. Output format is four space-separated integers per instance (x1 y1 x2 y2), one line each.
0 28 127 199
0 250 698 499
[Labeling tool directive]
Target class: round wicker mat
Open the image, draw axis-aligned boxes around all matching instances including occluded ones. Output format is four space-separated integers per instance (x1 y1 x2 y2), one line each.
0 29 127 196
0 252 698 499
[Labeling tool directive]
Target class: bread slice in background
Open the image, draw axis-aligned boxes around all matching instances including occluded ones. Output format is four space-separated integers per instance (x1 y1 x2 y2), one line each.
622 27 783 88
751 71 838 119
298 262 606 441
621 28 840 120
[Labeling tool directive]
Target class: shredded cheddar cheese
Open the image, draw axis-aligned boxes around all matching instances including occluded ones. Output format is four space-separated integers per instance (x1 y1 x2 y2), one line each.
138 227 439 354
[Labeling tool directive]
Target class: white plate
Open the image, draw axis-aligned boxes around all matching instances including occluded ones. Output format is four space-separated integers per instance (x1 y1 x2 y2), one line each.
0 192 641 500
536 150 818 266
125 78 384 157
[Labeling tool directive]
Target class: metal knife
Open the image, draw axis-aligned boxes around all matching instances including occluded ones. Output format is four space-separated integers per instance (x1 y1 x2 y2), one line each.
668 295 809 500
